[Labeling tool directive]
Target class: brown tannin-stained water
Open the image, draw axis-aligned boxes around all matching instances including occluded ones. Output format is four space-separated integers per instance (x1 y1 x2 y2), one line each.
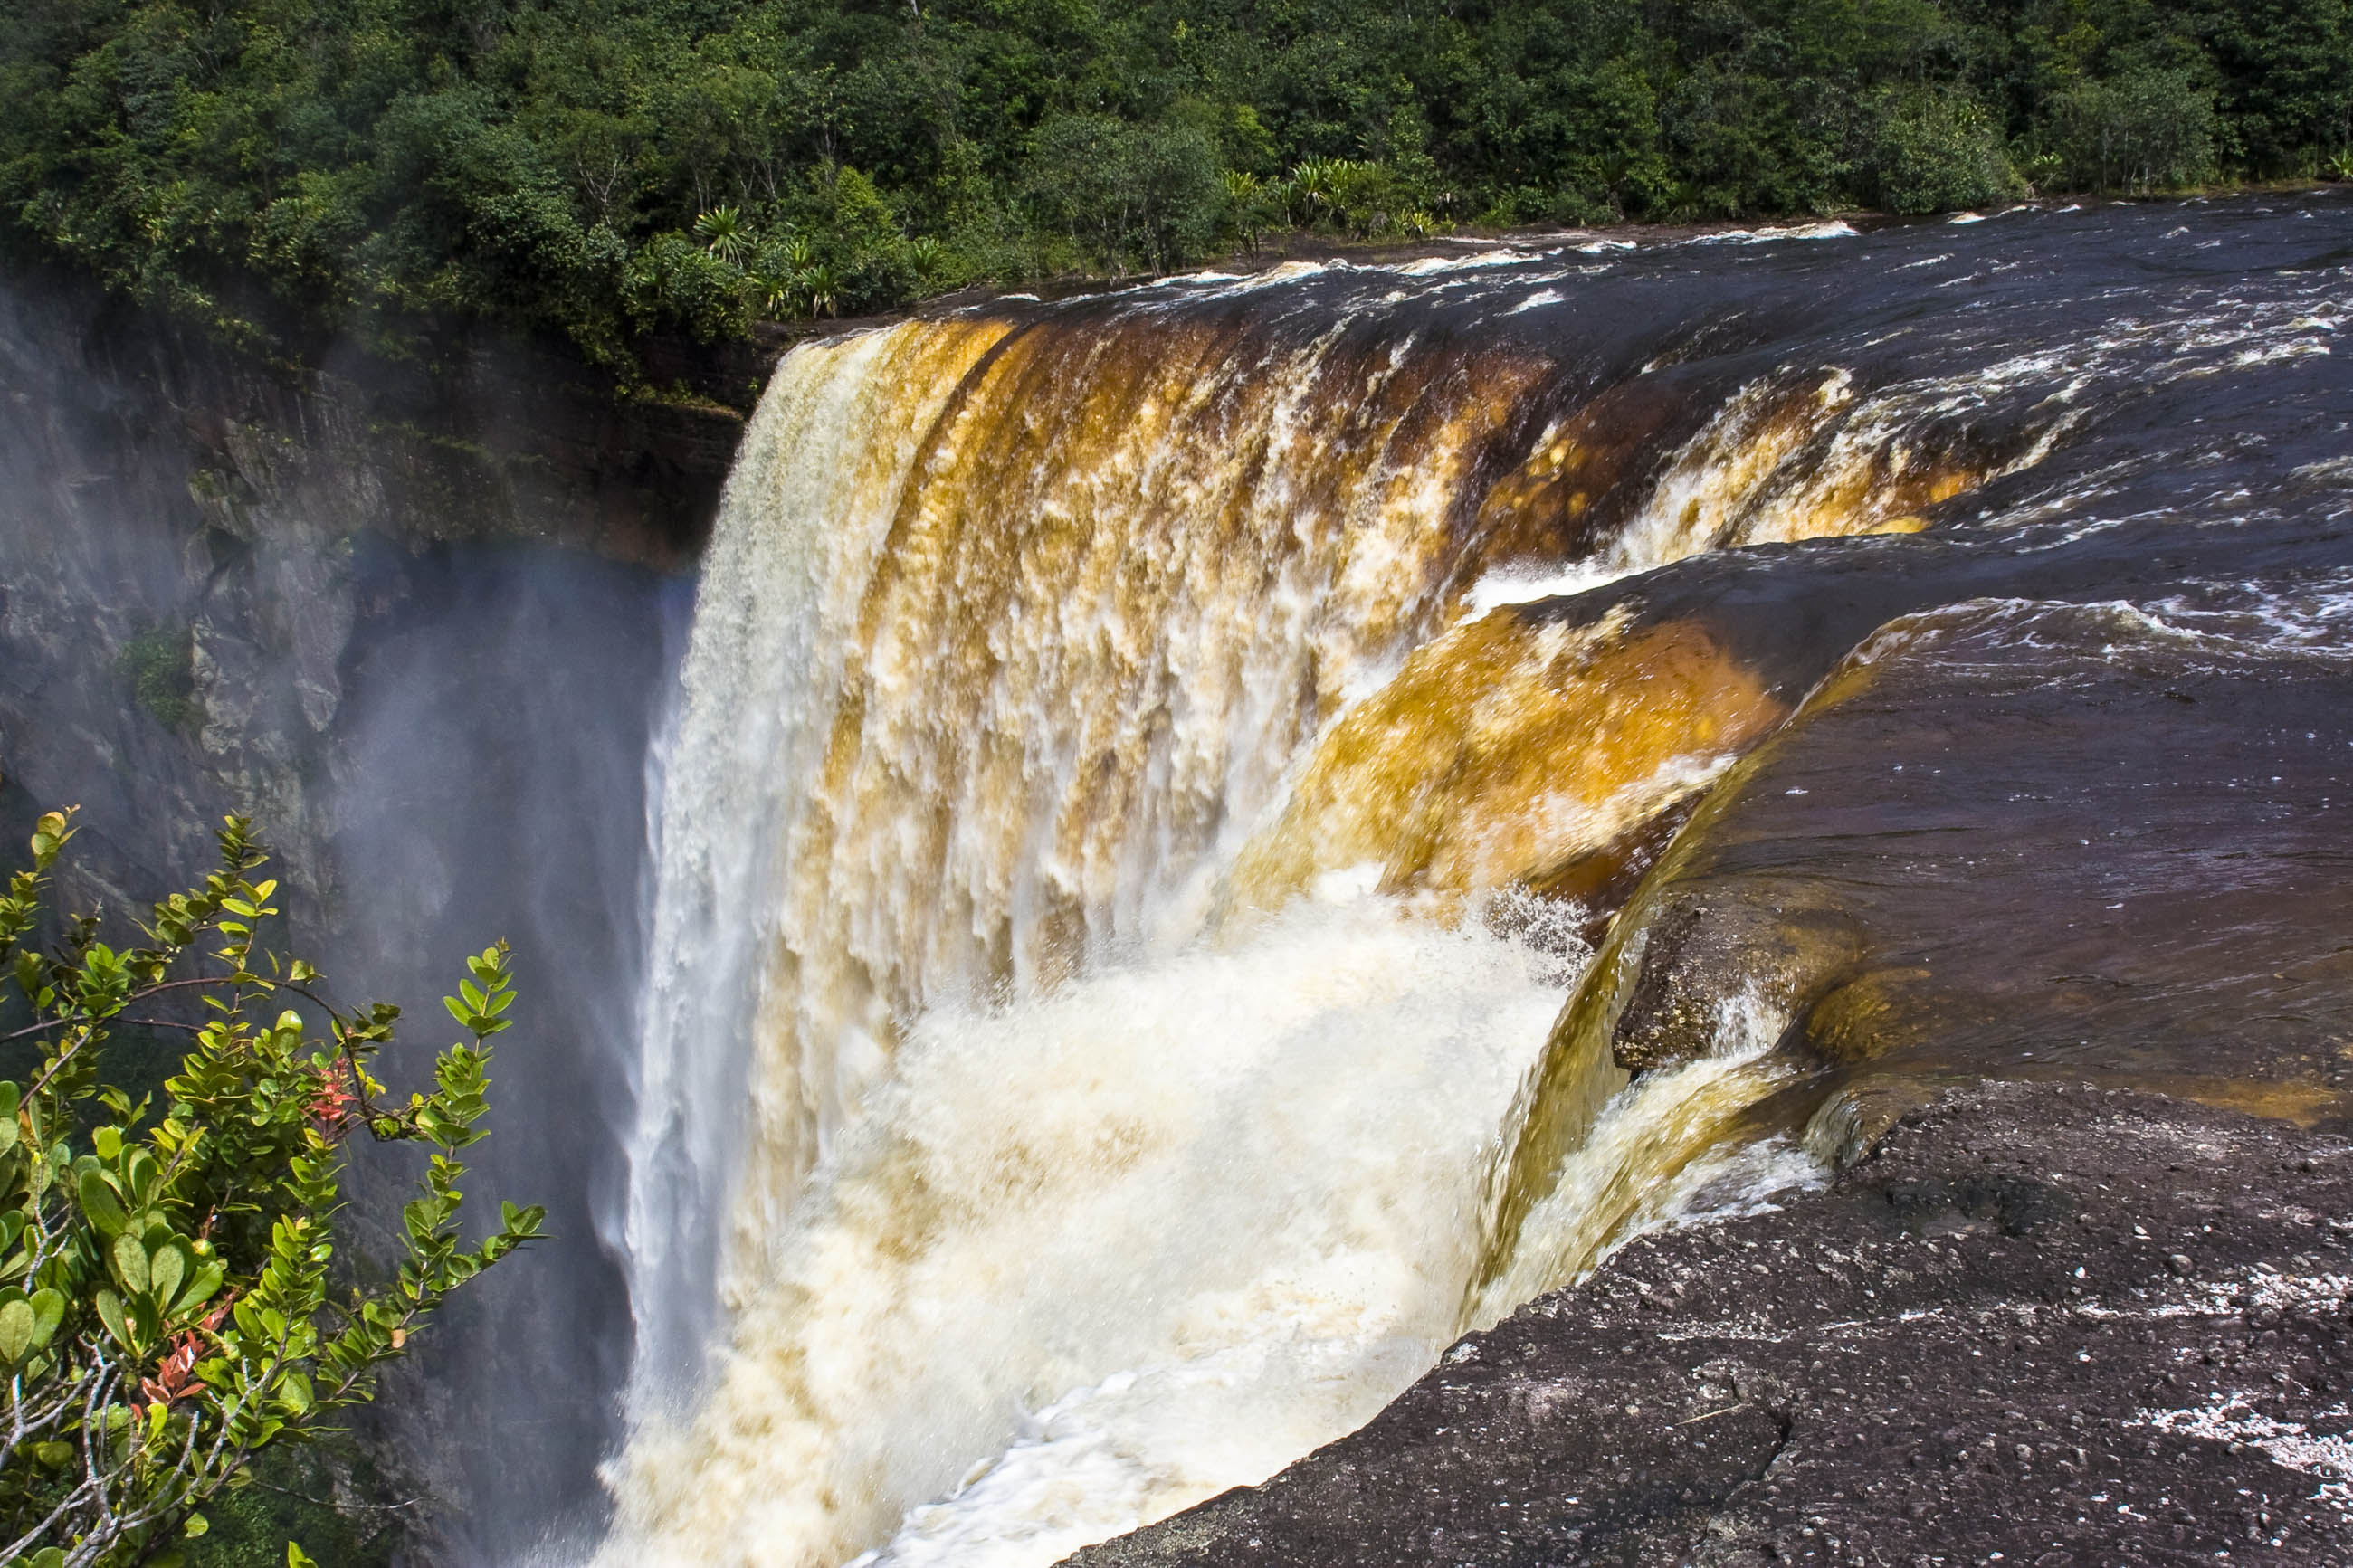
588 195 2353 1568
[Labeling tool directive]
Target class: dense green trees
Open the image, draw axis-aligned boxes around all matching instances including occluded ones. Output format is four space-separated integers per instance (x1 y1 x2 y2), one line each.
3 0 2347 367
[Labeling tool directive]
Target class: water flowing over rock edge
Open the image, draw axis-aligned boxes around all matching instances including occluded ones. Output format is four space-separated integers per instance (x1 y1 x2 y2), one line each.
602 190 2353 1568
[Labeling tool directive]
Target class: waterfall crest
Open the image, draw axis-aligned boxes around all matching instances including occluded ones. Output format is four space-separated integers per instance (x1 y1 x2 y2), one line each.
601 248 2118 1566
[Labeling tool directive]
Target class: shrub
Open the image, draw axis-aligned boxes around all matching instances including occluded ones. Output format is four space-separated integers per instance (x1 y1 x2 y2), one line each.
1867 89 2026 214
1026 115 1224 277
2047 69 2219 194
1660 68 1850 218
116 627 195 733
621 233 749 341
0 810 540 1567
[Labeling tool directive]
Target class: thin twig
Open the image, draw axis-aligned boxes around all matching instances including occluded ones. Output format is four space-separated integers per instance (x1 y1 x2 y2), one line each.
249 1478 427 1514
0 976 223 1042
1675 1403 1748 1427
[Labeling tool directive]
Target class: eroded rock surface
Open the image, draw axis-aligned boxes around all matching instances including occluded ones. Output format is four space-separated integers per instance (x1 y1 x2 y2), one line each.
1477 554 2353 1307
1065 1083 2353 1565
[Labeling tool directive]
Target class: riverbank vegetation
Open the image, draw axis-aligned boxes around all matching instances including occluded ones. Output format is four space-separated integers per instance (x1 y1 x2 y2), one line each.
3 0 2347 370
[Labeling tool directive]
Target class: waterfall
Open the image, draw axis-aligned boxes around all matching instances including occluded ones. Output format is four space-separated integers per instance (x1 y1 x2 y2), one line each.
598 250 2121 1567
623 318 1018 1406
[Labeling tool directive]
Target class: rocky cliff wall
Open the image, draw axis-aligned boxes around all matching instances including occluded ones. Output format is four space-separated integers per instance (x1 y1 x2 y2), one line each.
0 268 767 1563
0 265 763 908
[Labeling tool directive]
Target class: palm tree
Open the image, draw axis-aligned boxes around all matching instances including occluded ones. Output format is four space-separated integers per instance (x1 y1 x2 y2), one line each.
693 204 752 266
802 261 841 318
906 235 945 287
1291 157 1344 225
1224 169 1268 258
748 266 797 318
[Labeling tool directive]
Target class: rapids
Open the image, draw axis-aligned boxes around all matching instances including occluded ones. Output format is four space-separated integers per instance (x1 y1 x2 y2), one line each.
586 193 2353 1567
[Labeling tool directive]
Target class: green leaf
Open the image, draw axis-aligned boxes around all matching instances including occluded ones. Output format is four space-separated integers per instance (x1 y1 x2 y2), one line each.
29 1288 63 1347
288 1544 318 1568
92 1125 121 1160
113 1232 150 1293
78 1168 127 1237
183 1513 209 1538
0 1297 33 1363
125 1147 159 1203
148 1239 187 1307
279 1369 314 1413
93 1288 128 1347
176 1260 224 1315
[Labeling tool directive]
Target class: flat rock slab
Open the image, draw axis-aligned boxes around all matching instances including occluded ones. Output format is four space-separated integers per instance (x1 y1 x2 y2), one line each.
1065 1082 2353 1565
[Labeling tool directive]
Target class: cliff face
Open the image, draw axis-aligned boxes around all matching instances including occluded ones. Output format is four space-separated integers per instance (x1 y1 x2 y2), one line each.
0 267 762 908
0 269 766 1562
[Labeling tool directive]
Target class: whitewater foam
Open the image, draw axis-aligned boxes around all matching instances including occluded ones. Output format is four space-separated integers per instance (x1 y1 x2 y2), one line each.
604 896 1579 1568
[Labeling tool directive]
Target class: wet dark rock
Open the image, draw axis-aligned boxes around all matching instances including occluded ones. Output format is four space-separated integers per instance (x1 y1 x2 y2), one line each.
1613 890 1867 1072
1063 1083 2353 1566
1486 575 2353 1273
1648 594 2353 1116
1507 505 2353 942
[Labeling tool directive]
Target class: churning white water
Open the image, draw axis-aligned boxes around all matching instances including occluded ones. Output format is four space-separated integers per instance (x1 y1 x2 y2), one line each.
613 894 1578 1568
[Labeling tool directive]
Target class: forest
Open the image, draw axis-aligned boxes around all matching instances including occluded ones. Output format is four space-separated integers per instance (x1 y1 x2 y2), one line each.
3 0 2348 372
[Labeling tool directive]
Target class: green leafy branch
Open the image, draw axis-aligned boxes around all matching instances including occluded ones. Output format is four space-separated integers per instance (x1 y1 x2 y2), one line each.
0 809 542 1568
